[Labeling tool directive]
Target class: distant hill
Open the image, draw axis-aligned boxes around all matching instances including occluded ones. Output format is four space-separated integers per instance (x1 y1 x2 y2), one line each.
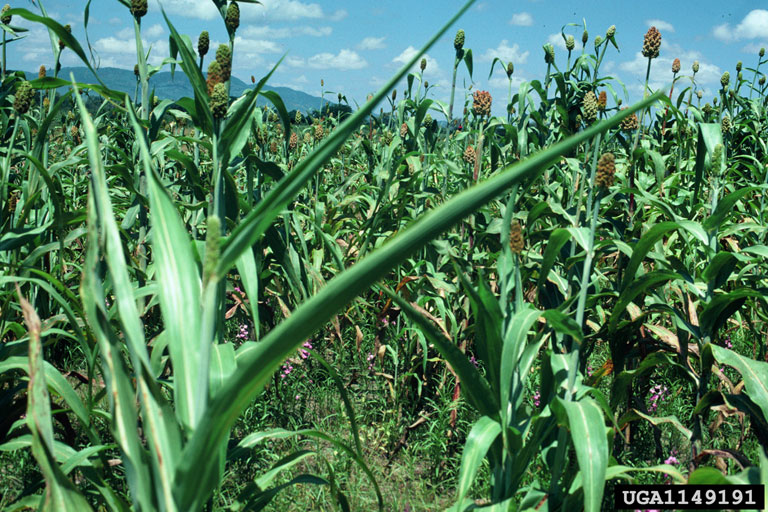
24 66 330 114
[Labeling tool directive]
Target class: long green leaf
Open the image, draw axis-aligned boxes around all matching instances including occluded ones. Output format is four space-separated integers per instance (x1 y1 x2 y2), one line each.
453 416 501 510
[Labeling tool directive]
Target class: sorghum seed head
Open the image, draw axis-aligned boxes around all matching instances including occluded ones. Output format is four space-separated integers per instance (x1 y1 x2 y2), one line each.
737 71 742 81
400 122 408 139
597 91 607 111
696 90 703 99
566 35 575 51
594 152 616 189
206 60 223 95
506 62 514 77
1 4 11 25
582 29 588 45
131 0 147 18
216 44 232 81
463 145 476 164
606 25 616 39
543 43 555 64
735 61 742 72
692 60 699 73
134 64 140 77
43 97 50 110
295 110 302 124
721 115 731 134
672 58 680 74
619 108 639 132
269 140 278 154
315 123 324 140
198 31 210 58
13 81 34 114
424 113 433 126
581 91 598 123
289 131 298 150
424 80 428 88
760 76 766 86
617 98 622 106
320 79 324 87
38 65 46 79
225 1 240 32
303 132 311 144
760 47 766 58
720 71 729 88
702 103 712 115
472 90 492 118
454 29 465 51
210 82 229 119
509 221 524 254
594 35 603 49
392 89 397 101
70 125 79 138
642 26 661 59
59 24 72 50
420 58 427 72
711 143 723 171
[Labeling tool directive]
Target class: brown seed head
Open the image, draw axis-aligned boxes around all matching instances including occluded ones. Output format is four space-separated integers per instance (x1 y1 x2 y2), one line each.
289 131 298 151
314 122 324 140
38 65 46 79
594 152 616 189
472 90 492 118
400 122 408 139
463 145 475 165
216 44 232 81
207 60 223 95
597 91 607 111
672 58 680 74
642 26 661 59
509 221 524 254
59 24 72 50
619 108 639 132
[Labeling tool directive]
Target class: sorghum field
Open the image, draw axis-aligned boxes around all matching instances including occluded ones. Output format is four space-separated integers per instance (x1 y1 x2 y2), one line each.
1 0 768 510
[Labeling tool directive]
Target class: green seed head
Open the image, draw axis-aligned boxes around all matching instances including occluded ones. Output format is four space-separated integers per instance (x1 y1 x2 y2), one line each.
198 31 210 58
760 76 766 86
506 62 514 77
420 57 427 72
59 24 72 50
581 91 598 123
721 115 731 134
692 60 699 73
424 113 433 126
216 44 232 81
594 35 603 49
509 221 524 254
711 144 723 171
760 47 765 58
696 90 703 99
226 2 240 33
735 61 742 72
543 43 555 64
737 71 743 81
720 71 730 88
642 26 661 59
454 29 465 52
13 81 34 115
606 25 616 39
131 0 147 18
582 29 588 45
565 35 575 51
134 64 140 77
295 110 302 124
210 82 229 119
1 4 11 25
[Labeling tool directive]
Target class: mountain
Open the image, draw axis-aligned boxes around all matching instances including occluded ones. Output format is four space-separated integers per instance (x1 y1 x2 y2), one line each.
26 66 329 114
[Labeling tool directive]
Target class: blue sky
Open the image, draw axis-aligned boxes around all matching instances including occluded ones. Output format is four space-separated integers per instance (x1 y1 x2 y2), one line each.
6 0 768 116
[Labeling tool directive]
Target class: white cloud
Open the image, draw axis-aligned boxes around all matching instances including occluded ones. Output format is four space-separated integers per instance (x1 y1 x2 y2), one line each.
358 36 386 50
509 12 533 27
240 25 331 39
713 9 768 42
392 46 442 76
646 19 675 33
480 40 530 65
151 0 342 22
143 24 166 39
741 41 768 54
547 33 566 51
306 49 367 70
92 34 170 67
233 36 283 55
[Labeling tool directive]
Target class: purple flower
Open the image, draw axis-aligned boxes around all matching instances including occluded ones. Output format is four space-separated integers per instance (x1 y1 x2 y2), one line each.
367 352 375 370
236 324 249 341
648 384 668 412
532 391 541 407
469 355 478 368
